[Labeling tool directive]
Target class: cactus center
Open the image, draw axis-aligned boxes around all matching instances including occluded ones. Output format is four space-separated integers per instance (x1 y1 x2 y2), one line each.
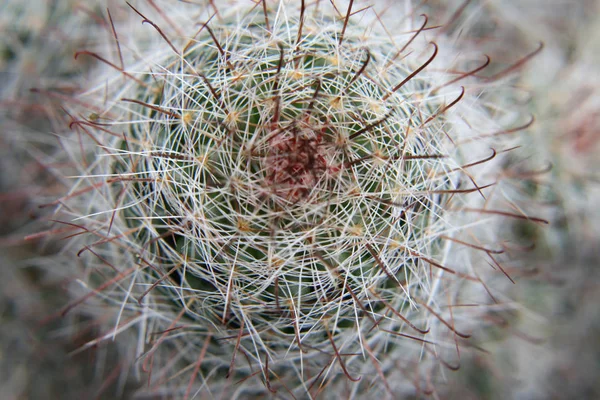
263 122 330 203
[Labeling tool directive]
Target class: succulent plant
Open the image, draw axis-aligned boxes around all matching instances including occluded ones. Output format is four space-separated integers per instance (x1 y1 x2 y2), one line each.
37 0 544 398
1 2 139 399
0 0 112 100
0 0 128 229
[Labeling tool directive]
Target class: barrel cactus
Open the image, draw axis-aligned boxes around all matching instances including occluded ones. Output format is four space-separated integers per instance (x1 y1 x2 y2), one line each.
41 0 543 397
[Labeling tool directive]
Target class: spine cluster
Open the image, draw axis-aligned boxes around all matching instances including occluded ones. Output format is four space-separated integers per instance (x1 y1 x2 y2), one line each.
37 1 543 398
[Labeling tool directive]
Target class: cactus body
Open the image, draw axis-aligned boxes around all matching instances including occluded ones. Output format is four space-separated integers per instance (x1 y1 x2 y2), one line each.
44 1 539 397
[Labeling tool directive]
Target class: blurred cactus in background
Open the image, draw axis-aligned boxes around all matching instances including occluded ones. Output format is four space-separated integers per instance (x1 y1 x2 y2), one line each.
1 1 598 399
421 1 600 399
1 1 136 399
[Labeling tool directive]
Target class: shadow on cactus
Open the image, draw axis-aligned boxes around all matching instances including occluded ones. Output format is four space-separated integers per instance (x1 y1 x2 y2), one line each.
43 1 546 398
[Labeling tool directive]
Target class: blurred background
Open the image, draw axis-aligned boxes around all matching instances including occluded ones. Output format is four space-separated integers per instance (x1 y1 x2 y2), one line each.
1 1 598 399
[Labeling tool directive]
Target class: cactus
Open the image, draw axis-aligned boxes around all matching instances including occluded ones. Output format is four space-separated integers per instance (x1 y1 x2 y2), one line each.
0 2 139 399
37 0 543 398
0 0 118 101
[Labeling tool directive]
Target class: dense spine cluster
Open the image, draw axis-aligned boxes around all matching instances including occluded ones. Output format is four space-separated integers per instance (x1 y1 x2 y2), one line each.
35 1 544 398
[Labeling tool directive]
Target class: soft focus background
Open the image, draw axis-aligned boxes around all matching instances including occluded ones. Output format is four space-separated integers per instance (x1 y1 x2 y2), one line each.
1 1 598 399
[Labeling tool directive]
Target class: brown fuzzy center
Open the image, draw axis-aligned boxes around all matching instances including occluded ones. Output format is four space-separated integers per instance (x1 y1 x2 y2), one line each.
265 124 329 202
